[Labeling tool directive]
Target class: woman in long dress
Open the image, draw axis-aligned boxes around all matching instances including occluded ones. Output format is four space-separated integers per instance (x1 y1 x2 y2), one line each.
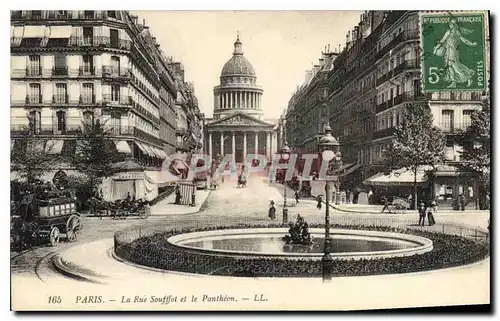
433 19 477 88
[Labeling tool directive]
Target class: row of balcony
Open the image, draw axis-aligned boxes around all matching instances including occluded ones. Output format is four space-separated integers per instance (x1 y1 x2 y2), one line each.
14 66 132 78
10 36 132 51
376 29 419 60
10 124 164 147
376 91 427 113
376 59 420 87
371 121 473 140
11 10 121 21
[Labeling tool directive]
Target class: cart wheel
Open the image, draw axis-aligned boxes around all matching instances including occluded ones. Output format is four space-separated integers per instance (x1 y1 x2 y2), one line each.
66 215 81 242
49 227 60 246
139 209 149 220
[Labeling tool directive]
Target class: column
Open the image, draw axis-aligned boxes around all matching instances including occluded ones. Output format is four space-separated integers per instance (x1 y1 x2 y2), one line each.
220 132 224 155
243 132 247 163
232 131 236 163
209 132 213 159
254 132 258 155
252 92 255 108
243 91 246 108
266 132 271 160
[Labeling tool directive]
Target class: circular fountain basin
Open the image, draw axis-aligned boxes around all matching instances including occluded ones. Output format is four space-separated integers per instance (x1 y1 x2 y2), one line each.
167 228 433 260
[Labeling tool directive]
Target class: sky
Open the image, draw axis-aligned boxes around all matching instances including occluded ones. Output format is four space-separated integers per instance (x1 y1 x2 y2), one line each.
131 11 363 120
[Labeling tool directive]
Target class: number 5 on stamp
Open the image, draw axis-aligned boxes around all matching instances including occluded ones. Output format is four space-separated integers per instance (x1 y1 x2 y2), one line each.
420 12 487 92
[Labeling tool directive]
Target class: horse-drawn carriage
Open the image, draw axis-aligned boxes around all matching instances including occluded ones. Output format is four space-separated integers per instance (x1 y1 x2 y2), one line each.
87 197 150 219
11 192 82 249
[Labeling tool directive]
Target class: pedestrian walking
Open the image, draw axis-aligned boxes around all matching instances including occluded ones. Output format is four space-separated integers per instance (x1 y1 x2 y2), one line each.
268 200 276 220
294 189 300 205
380 195 390 213
427 207 436 226
459 193 465 211
418 202 426 227
368 189 374 205
316 195 322 210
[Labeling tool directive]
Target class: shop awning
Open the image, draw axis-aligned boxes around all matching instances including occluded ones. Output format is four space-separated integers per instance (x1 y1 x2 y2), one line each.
23 25 46 38
27 140 46 153
155 148 167 159
48 26 72 38
11 26 24 38
142 144 159 158
145 170 179 187
114 140 131 154
363 166 433 186
150 146 165 159
340 163 362 177
45 140 64 154
135 142 149 156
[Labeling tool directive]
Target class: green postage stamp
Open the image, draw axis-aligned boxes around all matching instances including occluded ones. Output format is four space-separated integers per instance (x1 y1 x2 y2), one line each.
420 12 487 92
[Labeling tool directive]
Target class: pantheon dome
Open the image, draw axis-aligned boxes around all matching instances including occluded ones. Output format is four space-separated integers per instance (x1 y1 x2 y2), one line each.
213 33 264 119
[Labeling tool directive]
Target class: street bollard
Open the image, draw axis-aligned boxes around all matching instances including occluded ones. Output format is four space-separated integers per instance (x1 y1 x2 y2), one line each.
282 207 288 224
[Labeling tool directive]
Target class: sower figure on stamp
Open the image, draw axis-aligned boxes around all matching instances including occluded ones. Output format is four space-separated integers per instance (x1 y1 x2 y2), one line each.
433 19 477 88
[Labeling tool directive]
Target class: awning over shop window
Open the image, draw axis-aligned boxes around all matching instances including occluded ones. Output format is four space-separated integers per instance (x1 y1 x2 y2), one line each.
45 140 64 154
339 163 361 177
135 142 148 156
11 26 24 38
23 25 46 38
363 166 433 187
145 170 178 187
155 148 167 159
27 140 46 153
142 144 158 158
114 140 132 154
48 26 72 38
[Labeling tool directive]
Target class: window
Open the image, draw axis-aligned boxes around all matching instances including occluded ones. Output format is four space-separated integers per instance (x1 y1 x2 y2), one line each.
32 11 42 19
84 11 94 19
396 85 400 96
55 110 66 134
110 29 119 48
28 110 41 134
55 83 67 103
111 85 120 102
110 111 121 133
107 11 116 18
82 55 94 74
54 54 67 75
462 110 474 129
28 55 41 76
413 79 421 97
441 110 454 131
82 83 94 103
82 111 94 131
111 56 120 74
29 83 41 103
83 27 93 46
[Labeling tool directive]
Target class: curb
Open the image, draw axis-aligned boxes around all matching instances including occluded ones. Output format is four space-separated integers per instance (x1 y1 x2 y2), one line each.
51 255 106 284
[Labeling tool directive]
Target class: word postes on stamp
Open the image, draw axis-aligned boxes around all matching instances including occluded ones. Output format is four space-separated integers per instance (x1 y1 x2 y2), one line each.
421 12 487 92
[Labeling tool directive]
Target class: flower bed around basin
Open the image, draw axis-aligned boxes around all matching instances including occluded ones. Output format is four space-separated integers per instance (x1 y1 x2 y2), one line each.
114 224 490 278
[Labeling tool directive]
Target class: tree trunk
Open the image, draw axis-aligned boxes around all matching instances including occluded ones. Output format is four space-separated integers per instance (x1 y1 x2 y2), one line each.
413 167 418 210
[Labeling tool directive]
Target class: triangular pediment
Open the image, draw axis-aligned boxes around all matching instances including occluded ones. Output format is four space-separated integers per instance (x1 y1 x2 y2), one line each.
208 112 274 127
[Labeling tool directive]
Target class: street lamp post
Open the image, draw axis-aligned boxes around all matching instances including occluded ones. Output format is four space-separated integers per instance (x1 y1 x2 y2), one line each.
318 125 342 282
280 143 291 224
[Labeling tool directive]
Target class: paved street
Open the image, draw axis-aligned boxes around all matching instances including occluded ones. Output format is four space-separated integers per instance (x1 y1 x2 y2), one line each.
11 175 490 278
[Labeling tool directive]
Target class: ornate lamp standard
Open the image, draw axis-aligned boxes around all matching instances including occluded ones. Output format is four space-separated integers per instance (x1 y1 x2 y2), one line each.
318 125 342 281
280 143 291 224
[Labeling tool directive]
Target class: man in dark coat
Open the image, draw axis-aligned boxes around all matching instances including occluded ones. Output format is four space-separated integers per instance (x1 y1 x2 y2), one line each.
316 195 322 210
418 202 427 227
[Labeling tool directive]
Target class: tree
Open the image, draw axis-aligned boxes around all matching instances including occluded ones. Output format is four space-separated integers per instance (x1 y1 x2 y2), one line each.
459 99 490 195
10 132 57 189
383 104 445 209
66 120 127 197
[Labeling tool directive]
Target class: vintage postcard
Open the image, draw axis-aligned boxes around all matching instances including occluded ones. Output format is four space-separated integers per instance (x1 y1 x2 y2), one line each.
10 10 490 311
